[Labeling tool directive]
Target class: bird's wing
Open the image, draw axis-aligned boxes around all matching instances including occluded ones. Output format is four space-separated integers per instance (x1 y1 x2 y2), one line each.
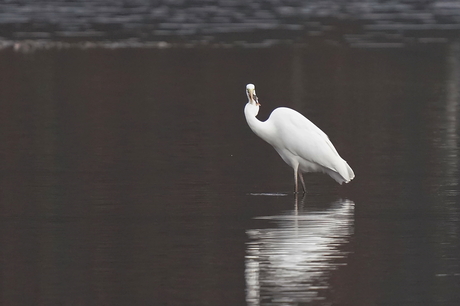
269 107 344 172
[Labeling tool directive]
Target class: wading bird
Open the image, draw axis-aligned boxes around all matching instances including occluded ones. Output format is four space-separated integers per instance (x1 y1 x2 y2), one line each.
244 84 354 193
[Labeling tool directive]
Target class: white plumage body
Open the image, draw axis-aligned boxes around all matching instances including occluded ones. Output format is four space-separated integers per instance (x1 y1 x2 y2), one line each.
244 84 354 192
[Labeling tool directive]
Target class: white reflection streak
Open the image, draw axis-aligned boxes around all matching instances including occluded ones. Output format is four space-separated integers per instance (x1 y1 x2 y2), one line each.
442 40 460 246
245 199 354 305
446 41 459 180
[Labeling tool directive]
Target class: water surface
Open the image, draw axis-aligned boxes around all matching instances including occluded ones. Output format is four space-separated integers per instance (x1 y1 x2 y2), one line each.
0 44 459 305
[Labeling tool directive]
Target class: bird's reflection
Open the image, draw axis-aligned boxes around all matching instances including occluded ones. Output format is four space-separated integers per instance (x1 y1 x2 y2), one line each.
245 198 354 305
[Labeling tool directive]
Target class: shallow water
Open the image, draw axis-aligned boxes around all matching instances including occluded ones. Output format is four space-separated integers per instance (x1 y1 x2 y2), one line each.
0 43 459 305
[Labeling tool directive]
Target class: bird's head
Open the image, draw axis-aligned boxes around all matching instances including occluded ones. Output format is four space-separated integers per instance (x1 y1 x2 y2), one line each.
246 83 260 106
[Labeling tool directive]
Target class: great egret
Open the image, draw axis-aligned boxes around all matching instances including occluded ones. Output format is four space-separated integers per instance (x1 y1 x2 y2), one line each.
244 83 354 193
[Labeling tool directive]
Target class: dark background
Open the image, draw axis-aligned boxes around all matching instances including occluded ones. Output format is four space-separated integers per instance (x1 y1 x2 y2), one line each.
1 1 460 305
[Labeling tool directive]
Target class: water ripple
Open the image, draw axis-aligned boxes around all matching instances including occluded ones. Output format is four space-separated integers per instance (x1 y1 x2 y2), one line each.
246 199 354 305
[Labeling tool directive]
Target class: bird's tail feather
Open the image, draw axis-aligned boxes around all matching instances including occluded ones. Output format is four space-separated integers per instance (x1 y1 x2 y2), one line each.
328 160 355 185
345 162 355 182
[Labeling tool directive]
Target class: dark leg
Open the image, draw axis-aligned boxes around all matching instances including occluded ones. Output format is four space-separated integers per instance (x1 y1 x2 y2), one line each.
299 172 306 193
293 166 299 194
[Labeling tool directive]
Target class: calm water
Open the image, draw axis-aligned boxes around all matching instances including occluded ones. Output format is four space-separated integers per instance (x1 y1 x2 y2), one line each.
0 43 459 305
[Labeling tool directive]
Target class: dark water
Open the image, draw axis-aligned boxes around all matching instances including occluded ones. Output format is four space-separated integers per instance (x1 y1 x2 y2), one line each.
1 43 459 305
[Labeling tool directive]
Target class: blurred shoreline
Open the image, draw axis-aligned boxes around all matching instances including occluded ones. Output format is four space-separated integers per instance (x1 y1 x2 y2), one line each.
1 0 460 50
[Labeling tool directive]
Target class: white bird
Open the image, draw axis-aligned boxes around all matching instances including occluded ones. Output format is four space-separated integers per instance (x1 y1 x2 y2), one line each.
244 84 354 193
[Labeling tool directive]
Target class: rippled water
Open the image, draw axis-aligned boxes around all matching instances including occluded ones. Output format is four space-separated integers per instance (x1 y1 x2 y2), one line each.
246 199 355 305
0 43 459 305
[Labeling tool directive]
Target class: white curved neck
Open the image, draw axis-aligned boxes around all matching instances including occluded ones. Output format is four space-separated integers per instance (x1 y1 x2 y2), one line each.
244 103 273 143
